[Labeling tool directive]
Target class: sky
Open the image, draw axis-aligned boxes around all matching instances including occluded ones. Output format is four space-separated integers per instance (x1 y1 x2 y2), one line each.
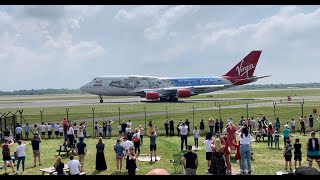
0 5 320 91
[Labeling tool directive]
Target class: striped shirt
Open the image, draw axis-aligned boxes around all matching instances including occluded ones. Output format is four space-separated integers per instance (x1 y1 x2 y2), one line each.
273 131 280 138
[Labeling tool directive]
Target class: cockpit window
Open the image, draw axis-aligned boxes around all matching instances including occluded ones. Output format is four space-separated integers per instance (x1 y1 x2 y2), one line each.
93 78 96 81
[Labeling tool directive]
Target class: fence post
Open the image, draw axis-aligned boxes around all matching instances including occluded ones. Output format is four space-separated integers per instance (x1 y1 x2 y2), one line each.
192 106 195 128
65 108 70 121
118 107 121 125
19 110 23 140
40 110 44 124
92 107 95 138
246 104 249 120
273 102 277 120
144 106 147 131
166 106 168 120
219 104 221 120
300 99 304 117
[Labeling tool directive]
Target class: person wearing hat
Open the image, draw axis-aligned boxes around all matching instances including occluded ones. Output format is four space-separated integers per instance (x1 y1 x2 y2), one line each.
306 131 320 168
283 124 291 147
283 138 293 171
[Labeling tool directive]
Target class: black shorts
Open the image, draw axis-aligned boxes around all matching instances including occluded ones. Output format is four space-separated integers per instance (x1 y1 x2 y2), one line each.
294 154 302 161
55 131 59 136
310 123 313 128
307 155 320 162
59 132 63 136
41 132 45 136
25 132 29 136
206 152 213 160
150 144 156 151
3 155 12 161
48 131 52 136
119 130 122 134
285 155 292 161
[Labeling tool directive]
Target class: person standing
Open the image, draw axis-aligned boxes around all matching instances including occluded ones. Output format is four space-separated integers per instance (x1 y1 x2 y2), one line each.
149 131 158 162
204 134 213 171
126 147 137 175
76 137 87 172
169 118 174 136
291 118 296 132
183 145 198 175
179 123 188 151
54 123 60 139
1 138 15 174
15 124 22 142
164 120 169 136
132 129 141 155
283 125 291 147
306 131 320 168
200 119 205 136
138 125 144 146
208 118 214 135
275 118 281 130
185 119 190 135
300 116 306 136
31 135 42 167
15 140 27 174
214 119 220 134
309 115 314 132
114 139 124 172
193 126 199 149
283 139 293 171
96 137 107 171
47 123 53 139
273 128 280 149
294 138 302 169
40 123 46 139
267 123 274 148
219 119 224 133
209 138 227 175
236 125 252 174
24 124 30 141
107 120 113 139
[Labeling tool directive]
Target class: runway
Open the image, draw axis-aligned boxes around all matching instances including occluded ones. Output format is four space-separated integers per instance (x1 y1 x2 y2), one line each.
0 95 317 109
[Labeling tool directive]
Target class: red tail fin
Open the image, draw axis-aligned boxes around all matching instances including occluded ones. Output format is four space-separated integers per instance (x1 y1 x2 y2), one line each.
224 50 262 78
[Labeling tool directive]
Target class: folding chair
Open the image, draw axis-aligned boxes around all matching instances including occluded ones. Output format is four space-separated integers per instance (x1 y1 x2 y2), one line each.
170 153 184 174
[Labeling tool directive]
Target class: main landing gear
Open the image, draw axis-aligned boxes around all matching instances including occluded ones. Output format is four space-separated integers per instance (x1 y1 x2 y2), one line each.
159 96 178 102
99 96 103 103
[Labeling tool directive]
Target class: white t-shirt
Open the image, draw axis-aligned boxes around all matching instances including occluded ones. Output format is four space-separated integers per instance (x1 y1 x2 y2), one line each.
40 125 46 132
33 127 39 134
239 133 252 145
54 124 60 131
99 127 103 133
59 127 63 133
291 120 296 126
122 140 134 151
127 122 132 128
68 160 80 175
204 140 213 152
47 125 52 131
193 129 199 139
118 125 122 131
179 125 188 135
15 127 22 134
67 127 74 135
78 130 84 138
15 144 26 157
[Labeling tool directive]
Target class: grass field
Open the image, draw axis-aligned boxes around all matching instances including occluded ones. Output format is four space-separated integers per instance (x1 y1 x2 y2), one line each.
0 133 319 175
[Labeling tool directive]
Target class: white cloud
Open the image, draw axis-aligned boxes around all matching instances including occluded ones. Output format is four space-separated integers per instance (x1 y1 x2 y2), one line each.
198 6 320 51
114 5 199 40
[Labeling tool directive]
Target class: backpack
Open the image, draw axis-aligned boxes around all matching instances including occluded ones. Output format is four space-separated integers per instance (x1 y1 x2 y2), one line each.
285 144 292 156
2 145 9 156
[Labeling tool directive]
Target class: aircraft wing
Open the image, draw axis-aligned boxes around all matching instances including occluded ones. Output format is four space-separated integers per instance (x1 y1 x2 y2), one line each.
233 75 271 83
134 84 234 95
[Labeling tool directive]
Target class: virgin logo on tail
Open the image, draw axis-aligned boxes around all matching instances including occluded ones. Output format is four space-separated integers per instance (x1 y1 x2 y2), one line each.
236 60 255 78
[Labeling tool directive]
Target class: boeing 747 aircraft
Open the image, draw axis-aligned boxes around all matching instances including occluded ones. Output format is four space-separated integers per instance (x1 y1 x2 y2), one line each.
80 50 270 103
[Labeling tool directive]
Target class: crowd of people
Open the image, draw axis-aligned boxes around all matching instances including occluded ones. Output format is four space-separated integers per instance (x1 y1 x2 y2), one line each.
1 114 320 175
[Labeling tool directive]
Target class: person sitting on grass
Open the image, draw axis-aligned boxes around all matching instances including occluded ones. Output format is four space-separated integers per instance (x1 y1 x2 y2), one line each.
283 139 293 171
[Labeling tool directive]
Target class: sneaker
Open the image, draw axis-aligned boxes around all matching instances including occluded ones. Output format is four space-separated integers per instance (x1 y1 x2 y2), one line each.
248 171 252 174
155 159 158 161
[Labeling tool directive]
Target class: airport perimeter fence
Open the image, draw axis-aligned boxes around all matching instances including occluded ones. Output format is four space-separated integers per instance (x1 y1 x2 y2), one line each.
1 99 320 138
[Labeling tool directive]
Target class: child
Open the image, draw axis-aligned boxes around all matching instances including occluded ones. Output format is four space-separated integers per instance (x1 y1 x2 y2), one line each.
233 140 241 170
114 139 124 171
193 126 199 149
255 129 261 141
118 124 122 137
283 139 293 171
293 138 302 169
59 126 63 137
291 118 296 132
99 125 103 137
273 128 280 149
204 134 213 171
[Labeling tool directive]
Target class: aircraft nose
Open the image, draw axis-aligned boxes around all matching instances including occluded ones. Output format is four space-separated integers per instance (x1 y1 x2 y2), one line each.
80 85 86 92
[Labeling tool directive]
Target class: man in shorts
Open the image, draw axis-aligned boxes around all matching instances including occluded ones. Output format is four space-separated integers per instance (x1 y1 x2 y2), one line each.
306 131 320 168
1 138 15 174
31 135 42 167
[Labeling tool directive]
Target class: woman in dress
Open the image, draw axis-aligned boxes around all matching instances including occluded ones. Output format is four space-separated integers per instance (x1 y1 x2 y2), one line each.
95 137 107 171
209 138 227 175
226 123 236 153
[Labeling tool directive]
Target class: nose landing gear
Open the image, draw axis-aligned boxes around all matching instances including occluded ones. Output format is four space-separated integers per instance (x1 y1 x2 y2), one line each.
99 96 103 103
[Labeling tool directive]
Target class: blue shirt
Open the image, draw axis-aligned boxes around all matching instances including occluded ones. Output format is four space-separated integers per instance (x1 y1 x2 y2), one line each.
283 128 290 138
114 144 124 157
